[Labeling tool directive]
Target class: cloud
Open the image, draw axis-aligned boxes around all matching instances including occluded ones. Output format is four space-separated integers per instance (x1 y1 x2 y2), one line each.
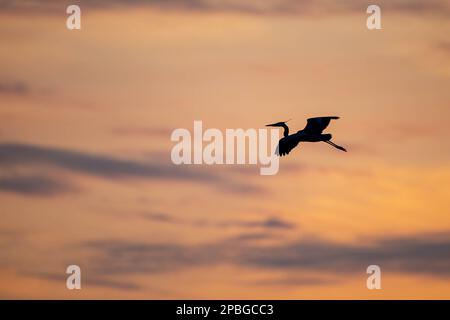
84 240 208 275
213 216 296 229
249 276 339 287
249 217 295 229
244 232 450 276
1 0 449 16
23 271 142 291
111 126 172 138
142 212 179 223
80 231 450 281
437 42 450 55
0 81 28 95
0 174 75 196
142 211 296 230
0 142 262 194
225 232 275 242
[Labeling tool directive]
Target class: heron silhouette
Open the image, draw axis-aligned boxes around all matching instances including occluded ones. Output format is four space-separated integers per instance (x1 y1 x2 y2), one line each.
266 117 347 156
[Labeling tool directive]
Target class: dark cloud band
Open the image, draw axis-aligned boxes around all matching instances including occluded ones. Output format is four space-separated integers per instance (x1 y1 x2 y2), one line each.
0 142 263 195
1 0 448 16
80 231 450 280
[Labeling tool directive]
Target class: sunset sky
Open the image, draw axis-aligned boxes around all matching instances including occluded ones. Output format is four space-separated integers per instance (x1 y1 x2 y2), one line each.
1 0 450 299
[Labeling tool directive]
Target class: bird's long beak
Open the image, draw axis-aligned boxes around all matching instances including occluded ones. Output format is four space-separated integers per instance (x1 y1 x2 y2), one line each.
266 119 291 127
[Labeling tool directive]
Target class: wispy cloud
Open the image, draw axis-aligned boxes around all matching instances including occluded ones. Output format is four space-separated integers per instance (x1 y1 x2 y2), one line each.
437 41 450 55
214 216 295 229
1 0 449 16
248 276 339 287
23 271 142 291
80 231 450 281
0 142 263 194
111 126 172 138
0 81 28 95
142 211 296 230
0 174 75 196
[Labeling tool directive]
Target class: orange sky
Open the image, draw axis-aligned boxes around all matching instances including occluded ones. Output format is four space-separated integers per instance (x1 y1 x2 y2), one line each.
1 0 450 299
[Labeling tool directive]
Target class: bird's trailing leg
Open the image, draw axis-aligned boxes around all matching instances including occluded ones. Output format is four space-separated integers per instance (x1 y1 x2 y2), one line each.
324 140 347 152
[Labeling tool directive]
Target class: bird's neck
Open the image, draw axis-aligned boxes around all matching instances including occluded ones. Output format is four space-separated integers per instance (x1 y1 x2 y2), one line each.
281 124 289 137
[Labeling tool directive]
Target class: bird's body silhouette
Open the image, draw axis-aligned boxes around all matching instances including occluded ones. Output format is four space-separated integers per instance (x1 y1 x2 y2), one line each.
266 117 347 156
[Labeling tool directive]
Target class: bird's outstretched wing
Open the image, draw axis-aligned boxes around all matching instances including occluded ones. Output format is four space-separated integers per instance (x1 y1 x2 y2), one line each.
303 116 339 134
277 135 301 156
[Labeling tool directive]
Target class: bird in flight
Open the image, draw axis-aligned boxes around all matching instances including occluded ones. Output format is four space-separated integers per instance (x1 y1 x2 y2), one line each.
266 116 347 156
